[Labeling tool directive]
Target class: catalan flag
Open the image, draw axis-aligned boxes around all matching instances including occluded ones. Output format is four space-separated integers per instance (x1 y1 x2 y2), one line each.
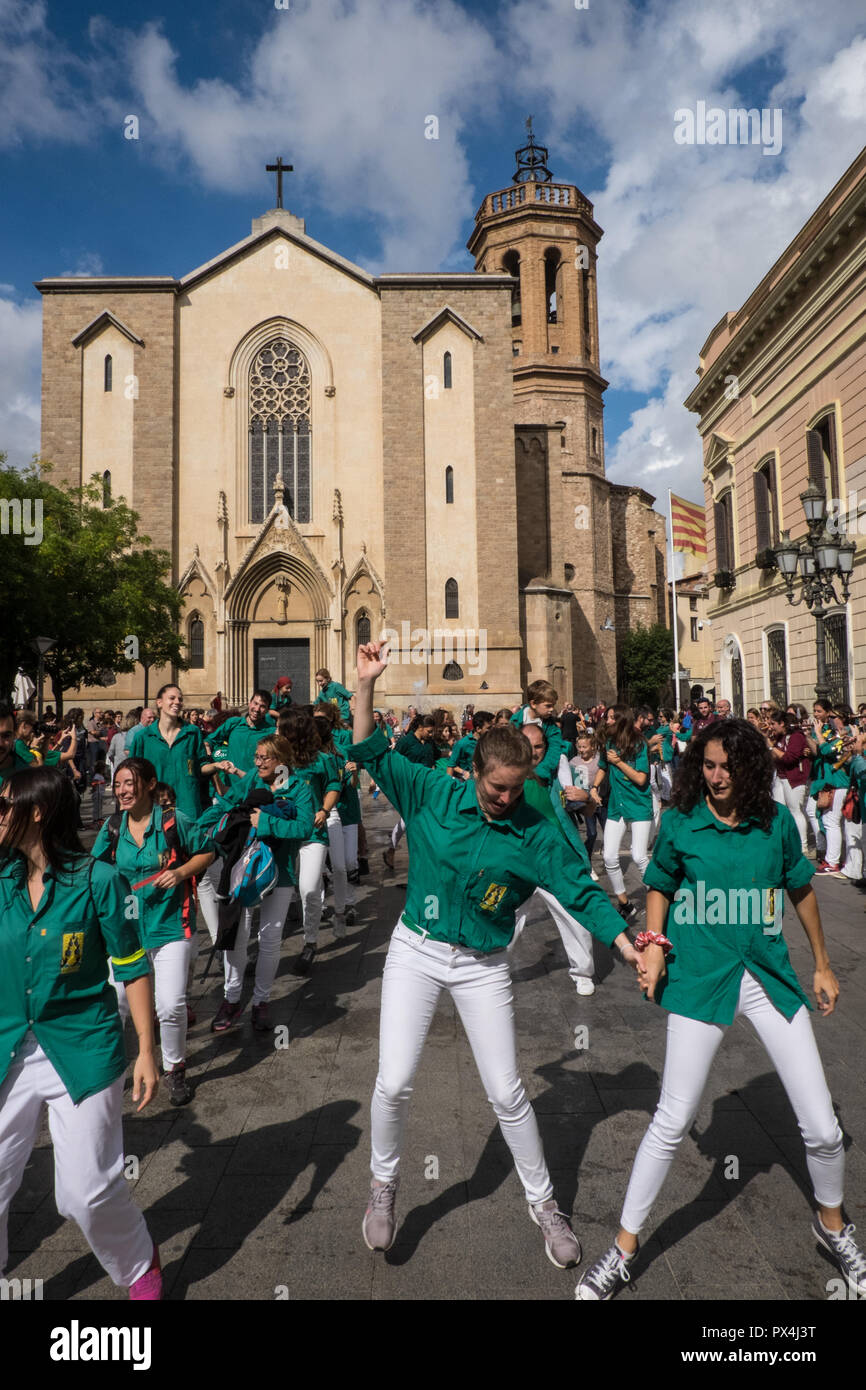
670 492 707 559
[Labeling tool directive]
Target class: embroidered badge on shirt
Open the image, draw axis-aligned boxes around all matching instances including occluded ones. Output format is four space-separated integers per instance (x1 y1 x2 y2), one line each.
480 883 508 912
60 932 84 974
187 758 194 776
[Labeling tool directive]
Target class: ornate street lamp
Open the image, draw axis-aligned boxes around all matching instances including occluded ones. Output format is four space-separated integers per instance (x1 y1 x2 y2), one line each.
773 490 853 704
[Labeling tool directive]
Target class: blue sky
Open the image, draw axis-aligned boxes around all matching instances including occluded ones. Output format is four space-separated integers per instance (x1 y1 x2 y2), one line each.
2 0 866 508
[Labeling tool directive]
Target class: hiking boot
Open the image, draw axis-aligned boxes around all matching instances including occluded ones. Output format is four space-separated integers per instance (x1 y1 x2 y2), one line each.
129 1245 162 1300
530 1200 581 1268
251 1002 272 1033
293 943 316 977
576 1239 636 1300
813 1216 866 1295
167 1064 192 1106
363 1179 399 1251
211 999 242 1033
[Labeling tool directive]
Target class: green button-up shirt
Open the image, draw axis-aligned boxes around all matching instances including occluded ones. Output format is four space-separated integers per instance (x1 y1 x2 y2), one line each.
809 730 851 794
448 734 477 772
0 854 150 1104
127 721 210 821
394 732 438 768
198 769 315 886
91 806 213 949
509 707 566 785
315 681 352 721
599 742 653 822
208 714 276 774
293 751 343 845
349 728 624 953
643 800 815 1025
333 728 362 825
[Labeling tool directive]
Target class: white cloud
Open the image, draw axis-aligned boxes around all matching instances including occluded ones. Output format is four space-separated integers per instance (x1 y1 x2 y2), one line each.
502 0 866 502
0 0 98 147
0 292 43 468
59 251 105 277
122 0 502 270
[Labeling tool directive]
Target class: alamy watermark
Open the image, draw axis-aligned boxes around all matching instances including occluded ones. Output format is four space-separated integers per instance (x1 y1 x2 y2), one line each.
0 497 43 545
671 882 783 935
380 622 487 676
674 102 782 157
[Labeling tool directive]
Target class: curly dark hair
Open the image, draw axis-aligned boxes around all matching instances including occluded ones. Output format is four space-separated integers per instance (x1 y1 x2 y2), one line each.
276 708 322 768
672 718 776 830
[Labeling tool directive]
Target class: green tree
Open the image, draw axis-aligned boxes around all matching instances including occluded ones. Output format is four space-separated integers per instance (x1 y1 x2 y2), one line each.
0 459 187 713
618 622 675 708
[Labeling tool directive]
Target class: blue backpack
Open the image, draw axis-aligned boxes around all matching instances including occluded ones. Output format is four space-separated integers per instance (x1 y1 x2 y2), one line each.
227 829 279 906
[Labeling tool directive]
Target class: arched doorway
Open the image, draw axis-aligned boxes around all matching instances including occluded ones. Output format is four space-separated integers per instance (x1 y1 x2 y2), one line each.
223 549 331 704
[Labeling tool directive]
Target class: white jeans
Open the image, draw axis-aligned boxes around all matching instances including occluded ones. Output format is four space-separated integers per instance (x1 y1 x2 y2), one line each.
371 920 554 1206
114 937 192 1070
805 789 845 865
223 886 294 1005
0 1035 154 1287
843 817 862 881
326 810 355 912
196 859 222 946
603 816 652 897
297 839 328 944
620 972 845 1235
779 780 809 854
513 887 594 981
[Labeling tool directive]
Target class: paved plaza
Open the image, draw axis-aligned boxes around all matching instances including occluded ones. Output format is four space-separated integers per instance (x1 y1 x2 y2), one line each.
8 788 866 1302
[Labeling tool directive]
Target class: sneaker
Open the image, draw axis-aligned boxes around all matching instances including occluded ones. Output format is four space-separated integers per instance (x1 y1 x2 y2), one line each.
344 906 357 927
186 1002 197 1027
347 868 361 885
167 1064 192 1107
321 905 335 922
529 1200 581 1269
589 868 599 882
815 861 842 875
575 977 596 997
211 999 242 1033
358 857 370 876
575 1239 636 1300
129 1245 162 1300
363 1179 399 1251
251 1002 272 1033
813 1216 866 1295
616 900 637 923
293 943 317 977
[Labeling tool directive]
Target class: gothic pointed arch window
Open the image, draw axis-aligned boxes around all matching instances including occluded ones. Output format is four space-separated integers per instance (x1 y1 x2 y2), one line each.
445 577 459 619
443 351 452 390
102 470 111 508
502 249 521 326
188 613 205 668
445 466 454 503
249 337 312 524
544 249 561 324
104 355 112 392
356 609 371 649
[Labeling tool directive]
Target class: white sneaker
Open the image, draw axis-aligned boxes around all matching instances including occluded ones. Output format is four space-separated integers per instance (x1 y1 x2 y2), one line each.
575 977 596 996
589 868 599 881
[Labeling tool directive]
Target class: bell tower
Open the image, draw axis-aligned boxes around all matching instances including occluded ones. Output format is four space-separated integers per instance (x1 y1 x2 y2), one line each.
468 123 618 704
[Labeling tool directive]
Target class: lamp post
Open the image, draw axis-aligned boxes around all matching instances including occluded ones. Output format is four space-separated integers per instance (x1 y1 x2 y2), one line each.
31 636 56 721
773 484 855 705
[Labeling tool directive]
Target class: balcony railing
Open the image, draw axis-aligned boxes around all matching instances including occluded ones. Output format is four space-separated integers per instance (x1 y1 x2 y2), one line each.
482 183 592 217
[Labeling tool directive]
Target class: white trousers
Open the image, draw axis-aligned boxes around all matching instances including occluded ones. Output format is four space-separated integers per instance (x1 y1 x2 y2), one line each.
843 817 862 881
805 789 845 865
196 859 222 946
0 1035 154 1287
298 839 328 944
513 887 594 981
390 817 406 852
114 937 192 1070
779 780 809 854
603 816 652 897
620 972 845 1235
223 886 294 1005
371 920 553 1206
326 810 355 912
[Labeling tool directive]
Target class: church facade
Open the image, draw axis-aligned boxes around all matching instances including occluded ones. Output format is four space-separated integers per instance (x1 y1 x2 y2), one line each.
38 135 666 711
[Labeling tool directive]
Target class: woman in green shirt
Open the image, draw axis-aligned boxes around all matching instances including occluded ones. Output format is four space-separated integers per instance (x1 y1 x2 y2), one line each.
350 641 640 1274
314 668 353 722
0 765 162 1299
577 719 863 1302
591 711 653 922
93 757 215 1107
127 684 223 823
804 701 854 873
277 709 343 977
383 716 438 870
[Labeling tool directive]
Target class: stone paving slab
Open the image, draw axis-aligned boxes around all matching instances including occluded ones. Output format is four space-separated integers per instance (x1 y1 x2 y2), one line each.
7 789 866 1301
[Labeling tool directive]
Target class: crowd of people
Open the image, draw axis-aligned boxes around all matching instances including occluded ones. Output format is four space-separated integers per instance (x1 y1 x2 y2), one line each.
1 659 864 1304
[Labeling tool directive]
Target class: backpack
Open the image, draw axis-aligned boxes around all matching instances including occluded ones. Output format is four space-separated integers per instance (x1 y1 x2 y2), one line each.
227 831 278 906
100 809 195 939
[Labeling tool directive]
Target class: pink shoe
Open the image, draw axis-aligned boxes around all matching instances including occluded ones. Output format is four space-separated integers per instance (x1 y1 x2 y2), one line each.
129 1244 162 1300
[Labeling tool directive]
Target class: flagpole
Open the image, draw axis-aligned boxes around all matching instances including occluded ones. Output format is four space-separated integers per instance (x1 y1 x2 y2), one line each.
669 490 681 710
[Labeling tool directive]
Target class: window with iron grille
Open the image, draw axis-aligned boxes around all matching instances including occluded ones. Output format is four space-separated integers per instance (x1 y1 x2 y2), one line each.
248 338 311 524
356 611 371 648
731 654 744 718
445 578 459 619
824 614 849 708
767 629 787 707
189 617 205 668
